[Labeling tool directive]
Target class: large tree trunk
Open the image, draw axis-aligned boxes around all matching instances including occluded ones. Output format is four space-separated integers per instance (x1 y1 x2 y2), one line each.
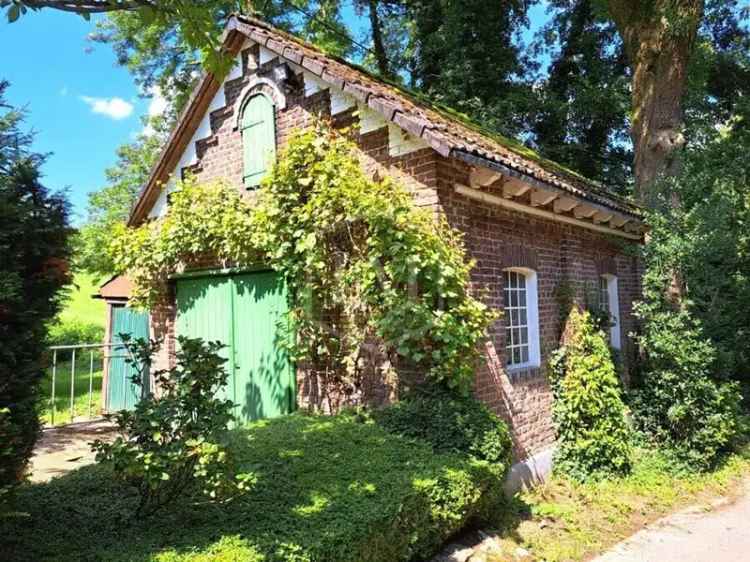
607 0 703 199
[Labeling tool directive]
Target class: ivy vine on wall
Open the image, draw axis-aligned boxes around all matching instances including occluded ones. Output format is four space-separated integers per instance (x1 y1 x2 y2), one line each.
111 123 497 397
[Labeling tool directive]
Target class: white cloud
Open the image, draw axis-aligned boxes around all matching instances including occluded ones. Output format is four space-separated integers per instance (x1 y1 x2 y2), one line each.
80 95 134 120
147 87 168 118
142 87 169 136
59 86 68 96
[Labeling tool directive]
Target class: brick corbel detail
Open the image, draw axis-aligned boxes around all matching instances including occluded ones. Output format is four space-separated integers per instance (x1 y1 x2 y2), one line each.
596 255 618 276
499 244 539 271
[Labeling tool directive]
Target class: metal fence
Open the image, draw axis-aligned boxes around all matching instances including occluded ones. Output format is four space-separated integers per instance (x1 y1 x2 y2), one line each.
45 342 131 427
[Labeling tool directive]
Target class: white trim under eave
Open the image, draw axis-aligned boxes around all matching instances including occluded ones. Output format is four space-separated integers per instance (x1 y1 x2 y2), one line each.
454 184 642 241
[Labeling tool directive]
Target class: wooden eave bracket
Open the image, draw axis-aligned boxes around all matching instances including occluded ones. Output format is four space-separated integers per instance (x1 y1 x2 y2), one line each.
453 182 642 241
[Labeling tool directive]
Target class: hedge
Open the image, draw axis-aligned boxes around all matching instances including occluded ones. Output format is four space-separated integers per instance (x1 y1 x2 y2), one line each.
1 413 503 561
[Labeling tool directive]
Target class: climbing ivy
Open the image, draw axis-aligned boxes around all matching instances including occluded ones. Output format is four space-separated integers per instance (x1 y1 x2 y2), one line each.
111 123 496 397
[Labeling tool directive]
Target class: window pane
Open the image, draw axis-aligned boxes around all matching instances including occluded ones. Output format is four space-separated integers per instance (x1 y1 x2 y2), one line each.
520 308 527 325
519 327 528 345
519 289 526 307
513 347 521 364
520 346 529 363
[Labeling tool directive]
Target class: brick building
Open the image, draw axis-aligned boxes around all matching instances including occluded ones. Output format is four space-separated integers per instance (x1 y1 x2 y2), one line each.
115 15 644 478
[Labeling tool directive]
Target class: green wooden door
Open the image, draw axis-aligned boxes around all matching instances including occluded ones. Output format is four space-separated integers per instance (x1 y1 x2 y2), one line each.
175 271 293 422
107 305 150 412
232 271 294 420
175 276 234 404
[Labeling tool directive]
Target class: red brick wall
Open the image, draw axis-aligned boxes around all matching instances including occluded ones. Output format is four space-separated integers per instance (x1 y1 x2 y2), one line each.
434 158 642 457
149 45 642 460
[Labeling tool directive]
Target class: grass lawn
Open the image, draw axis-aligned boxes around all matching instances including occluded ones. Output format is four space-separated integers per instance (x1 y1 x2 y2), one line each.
1 414 503 562
58 272 106 328
486 445 750 561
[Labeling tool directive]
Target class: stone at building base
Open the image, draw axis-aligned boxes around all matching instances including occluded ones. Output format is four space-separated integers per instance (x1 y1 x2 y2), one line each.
504 445 555 496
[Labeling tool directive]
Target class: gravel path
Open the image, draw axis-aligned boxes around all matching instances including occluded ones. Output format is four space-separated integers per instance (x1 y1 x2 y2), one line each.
593 479 750 562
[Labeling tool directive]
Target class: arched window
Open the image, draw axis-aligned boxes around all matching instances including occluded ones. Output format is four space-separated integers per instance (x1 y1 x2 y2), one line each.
599 274 621 349
241 94 276 188
503 268 541 369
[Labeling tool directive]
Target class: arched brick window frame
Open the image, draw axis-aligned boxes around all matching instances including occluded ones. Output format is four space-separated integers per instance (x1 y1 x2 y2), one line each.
500 245 541 371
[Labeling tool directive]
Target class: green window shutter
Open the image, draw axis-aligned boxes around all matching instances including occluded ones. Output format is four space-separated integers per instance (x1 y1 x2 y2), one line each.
241 94 276 189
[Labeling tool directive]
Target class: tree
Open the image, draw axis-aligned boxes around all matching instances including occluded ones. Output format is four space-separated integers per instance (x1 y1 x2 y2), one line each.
3 2 245 86
603 0 704 196
75 117 166 277
531 0 632 188
400 0 536 138
0 81 72 501
90 1 353 111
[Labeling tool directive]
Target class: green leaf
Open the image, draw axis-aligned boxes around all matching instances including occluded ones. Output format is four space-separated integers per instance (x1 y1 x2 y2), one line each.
7 4 20 23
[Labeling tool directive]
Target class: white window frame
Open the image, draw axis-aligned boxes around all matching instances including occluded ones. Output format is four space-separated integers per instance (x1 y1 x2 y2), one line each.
601 274 621 350
503 267 541 370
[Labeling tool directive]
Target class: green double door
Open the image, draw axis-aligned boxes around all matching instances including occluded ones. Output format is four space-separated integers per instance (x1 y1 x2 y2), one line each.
175 271 295 422
107 305 150 412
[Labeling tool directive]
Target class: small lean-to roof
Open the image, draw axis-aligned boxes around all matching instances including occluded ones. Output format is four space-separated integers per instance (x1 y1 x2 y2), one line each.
95 275 132 301
129 14 641 226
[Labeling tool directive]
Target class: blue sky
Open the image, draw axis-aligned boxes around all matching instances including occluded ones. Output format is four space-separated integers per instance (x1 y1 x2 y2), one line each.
1 4 550 226
1 10 149 224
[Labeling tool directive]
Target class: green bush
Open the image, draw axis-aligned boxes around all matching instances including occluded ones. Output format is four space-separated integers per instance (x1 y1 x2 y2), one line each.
373 387 513 469
2 414 503 562
550 308 632 481
46 319 104 347
92 336 253 517
0 151 71 509
630 303 742 471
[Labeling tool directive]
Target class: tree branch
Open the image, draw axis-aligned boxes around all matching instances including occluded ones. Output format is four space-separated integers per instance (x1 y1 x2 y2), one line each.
11 1 158 15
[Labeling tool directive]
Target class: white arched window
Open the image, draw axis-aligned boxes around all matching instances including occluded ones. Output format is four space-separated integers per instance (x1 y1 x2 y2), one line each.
599 274 621 349
503 268 541 369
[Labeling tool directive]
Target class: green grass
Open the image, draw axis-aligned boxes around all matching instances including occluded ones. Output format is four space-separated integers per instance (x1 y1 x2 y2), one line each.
0 413 503 562
39 357 104 426
58 272 106 328
485 445 750 561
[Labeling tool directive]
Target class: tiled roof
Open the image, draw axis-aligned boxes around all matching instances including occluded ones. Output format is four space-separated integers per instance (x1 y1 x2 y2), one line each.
232 15 641 218
129 14 642 226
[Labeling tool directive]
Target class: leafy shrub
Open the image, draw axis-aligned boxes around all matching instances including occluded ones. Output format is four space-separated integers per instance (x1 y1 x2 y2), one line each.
46 319 104 346
629 204 744 472
550 308 632 480
4 414 503 562
631 302 742 471
373 387 513 470
0 152 71 509
92 336 254 516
